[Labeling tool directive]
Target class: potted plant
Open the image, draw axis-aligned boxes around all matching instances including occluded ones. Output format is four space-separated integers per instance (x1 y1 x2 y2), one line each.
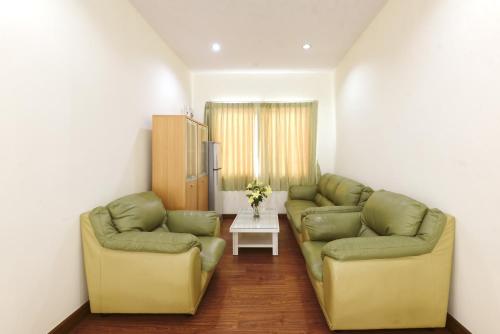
245 180 272 217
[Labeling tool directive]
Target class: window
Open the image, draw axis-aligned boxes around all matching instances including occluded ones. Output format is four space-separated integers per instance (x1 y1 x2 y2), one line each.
205 101 317 190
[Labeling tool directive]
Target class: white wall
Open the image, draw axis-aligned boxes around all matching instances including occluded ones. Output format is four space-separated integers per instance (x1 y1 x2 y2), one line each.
192 71 335 213
335 1 500 333
0 1 191 333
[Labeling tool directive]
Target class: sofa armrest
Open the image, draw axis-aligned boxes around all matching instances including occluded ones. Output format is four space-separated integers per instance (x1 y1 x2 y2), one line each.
288 185 317 201
166 210 220 236
321 236 433 261
102 231 201 254
302 210 362 241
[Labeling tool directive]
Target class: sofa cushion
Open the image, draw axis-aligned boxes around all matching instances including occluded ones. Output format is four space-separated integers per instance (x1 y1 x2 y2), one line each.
107 191 165 232
318 174 333 195
302 241 327 281
289 185 317 201
285 200 317 231
198 237 226 272
362 190 427 236
323 175 344 203
314 193 334 207
332 178 365 206
166 210 219 236
303 209 362 241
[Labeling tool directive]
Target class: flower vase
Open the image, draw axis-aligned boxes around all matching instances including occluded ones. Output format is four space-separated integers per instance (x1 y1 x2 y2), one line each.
253 205 260 218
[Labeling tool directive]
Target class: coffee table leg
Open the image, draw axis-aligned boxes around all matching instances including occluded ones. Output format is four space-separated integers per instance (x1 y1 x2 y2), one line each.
272 232 278 256
232 232 239 255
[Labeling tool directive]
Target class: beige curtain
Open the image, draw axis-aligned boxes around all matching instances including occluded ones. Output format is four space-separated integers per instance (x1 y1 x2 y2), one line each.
205 102 255 190
259 102 318 190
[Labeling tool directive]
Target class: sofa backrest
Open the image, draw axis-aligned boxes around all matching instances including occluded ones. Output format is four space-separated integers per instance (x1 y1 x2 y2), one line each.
318 173 372 206
318 174 333 195
361 190 428 236
106 191 166 232
332 178 366 206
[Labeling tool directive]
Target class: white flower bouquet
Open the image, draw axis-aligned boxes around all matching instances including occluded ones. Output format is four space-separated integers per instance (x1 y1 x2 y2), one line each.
245 180 272 217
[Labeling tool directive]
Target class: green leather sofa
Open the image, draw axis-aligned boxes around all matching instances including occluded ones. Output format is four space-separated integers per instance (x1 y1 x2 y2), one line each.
285 173 373 243
81 191 225 314
299 190 455 330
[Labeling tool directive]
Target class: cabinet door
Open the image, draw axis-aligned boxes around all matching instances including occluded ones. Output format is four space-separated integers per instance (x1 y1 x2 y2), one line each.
197 175 208 210
186 179 198 210
197 125 208 177
186 120 197 181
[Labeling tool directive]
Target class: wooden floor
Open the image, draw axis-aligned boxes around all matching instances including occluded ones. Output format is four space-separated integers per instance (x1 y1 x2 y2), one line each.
72 217 452 334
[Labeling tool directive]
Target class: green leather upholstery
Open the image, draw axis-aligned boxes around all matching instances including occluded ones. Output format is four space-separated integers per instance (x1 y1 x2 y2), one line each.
417 208 446 245
303 209 362 241
332 178 365 206
89 193 227 256
302 241 327 281
89 206 119 242
286 174 372 237
323 175 344 202
321 191 447 261
198 237 226 272
107 191 165 232
166 210 219 236
153 223 170 232
102 230 202 254
314 193 334 206
358 223 379 237
284 200 317 232
318 174 333 195
359 187 374 207
90 207 201 254
322 235 434 261
302 205 360 217
362 190 427 236
288 185 318 201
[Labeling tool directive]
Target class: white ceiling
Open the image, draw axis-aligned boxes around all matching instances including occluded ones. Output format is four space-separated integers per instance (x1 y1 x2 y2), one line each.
130 0 387 70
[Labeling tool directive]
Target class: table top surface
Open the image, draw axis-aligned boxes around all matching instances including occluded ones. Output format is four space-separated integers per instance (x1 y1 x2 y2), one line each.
229 208 280 232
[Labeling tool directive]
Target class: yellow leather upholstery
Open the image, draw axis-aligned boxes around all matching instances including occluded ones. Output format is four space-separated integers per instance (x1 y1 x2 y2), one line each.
317 215 455 330
81 213 216 314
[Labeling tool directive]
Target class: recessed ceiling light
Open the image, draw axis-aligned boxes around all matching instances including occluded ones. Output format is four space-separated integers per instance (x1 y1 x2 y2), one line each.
303 43 311 50
211 43 221 52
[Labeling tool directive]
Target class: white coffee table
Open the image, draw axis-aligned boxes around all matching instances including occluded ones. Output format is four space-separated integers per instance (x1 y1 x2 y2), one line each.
229 209 280 256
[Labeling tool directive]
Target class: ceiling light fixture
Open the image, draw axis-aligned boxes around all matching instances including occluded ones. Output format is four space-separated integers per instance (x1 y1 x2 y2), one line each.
211 42 221 52
303 43 311 50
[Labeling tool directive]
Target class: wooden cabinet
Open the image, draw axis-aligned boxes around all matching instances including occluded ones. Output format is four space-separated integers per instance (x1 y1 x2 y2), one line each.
185 179 198 210
197 175 208 211
198 125 208 177
152 115 209 210
186 119 197 181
